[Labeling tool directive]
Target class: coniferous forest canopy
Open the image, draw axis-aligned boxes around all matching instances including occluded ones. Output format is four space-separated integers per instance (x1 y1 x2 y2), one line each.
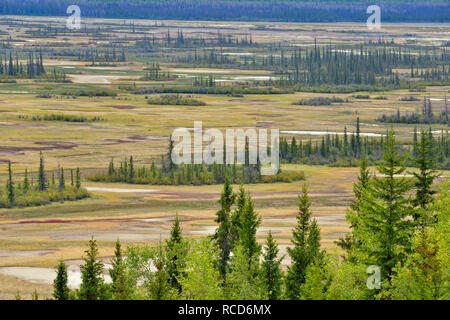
0 0 448 305
0 0 449 22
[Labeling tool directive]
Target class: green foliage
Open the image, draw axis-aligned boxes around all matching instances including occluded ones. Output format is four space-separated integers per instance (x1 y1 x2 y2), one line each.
109 239 132 300
326 259 373 300
237 191 261 267
89 156 304 186
411 129 439 223
293 96 348 106
53 260 70 300
20 113 104 123
147 94 205 106
337 158 371 259
0 157 89 208
300 257 331 300
226 244 265 300
350 130 414 281
79 238 106 300
166 215 187 293
261 231 284 300
38 151 46 192
179 238 224 300
386 183 449 300
213 177 236 280
6 161 14 206
285 185 323 299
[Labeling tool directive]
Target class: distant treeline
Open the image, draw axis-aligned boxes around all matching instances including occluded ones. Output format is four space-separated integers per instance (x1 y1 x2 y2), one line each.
88 156 304 185
281 119 450 169
18 114 104 123
377 96 449 125
0 52 45 78
134 85 292 95
147 94 206 106
2 1 449 22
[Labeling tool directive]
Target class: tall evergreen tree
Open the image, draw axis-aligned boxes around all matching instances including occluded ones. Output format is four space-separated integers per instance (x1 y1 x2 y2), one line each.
285 185 322 299
75 168 81 189
79 237 104 300
109 239 130 300
38 152 46 191
337 157 371 257
262 231 283 300
237 192 261 269
353 130 413 281
412 129 439 223
128 156 134 182
213 177 236 280
166 214 184 292
6 160 14 206
58 166 65 192
53 260 70 300
230 184 245 246
23 169 29 193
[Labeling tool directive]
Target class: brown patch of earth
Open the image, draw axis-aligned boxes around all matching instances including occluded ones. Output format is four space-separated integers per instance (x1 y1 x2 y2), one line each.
247 113 283 118
0 141 78 155
103 105 136 110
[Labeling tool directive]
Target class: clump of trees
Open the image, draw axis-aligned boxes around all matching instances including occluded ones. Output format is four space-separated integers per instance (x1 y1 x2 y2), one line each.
0 51 45 78
280 118 450 169
0 153 89 208
141 63 177 81
147 94 206 106
293 96 348 106
378 96 449 125
19 114 104 123
88 155 304 186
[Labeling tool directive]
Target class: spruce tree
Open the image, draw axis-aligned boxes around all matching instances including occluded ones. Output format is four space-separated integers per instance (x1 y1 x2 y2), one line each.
166 214 184 292
53 260 70 300
230 184 245 247
262 231 283 300
285 185 322 299
6 160 14 206
355 130 413 281
412 129 439 223
213 177 236 280
356 117 361 158
23 169 29 193
58 167 65 192
75 168 81 189
128 156 134 182
237 192 261 269
38 151 46 191
337 157 371 257
109 239 130 300
79 237 104 300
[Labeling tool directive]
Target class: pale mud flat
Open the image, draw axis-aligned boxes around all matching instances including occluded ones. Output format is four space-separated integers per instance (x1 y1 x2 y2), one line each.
0 264 112 289
68 74 138 84
0 250 55 258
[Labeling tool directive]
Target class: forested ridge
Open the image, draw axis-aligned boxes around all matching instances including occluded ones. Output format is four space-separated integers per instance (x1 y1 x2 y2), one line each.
1 0 449 22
